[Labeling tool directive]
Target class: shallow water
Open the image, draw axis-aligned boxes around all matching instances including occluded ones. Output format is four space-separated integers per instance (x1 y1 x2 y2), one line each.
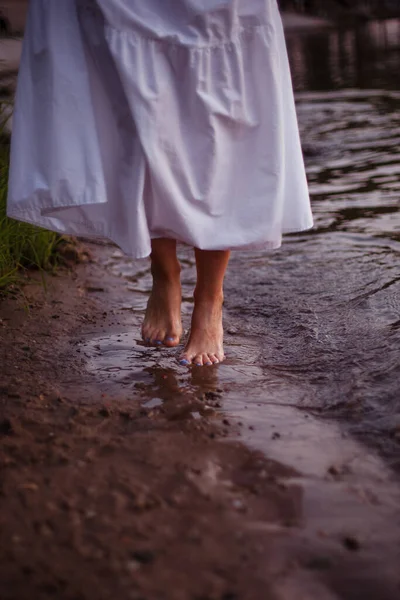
81 18 400 558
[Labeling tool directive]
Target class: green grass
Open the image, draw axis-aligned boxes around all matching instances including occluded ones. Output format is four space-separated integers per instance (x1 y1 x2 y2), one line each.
0 107 60 290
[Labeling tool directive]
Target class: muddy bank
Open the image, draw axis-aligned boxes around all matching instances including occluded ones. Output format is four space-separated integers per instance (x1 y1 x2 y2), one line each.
1 243 399 600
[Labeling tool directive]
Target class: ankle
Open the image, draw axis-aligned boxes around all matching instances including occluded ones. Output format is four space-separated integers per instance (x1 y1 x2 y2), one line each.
151 259 181 283
193 288 224 306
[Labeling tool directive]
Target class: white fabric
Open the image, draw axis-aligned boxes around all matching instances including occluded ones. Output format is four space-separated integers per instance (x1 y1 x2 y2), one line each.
7 0 313 258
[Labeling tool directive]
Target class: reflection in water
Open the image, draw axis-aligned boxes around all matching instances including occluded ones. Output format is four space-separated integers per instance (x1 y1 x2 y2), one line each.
83 330 224 403
287 19 400 91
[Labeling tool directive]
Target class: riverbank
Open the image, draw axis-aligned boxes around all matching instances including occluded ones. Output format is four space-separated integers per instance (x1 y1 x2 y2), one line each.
1 242 400 600
0 244 308 600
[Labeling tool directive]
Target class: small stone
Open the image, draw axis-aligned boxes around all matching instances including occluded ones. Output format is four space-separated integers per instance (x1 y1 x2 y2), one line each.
39 523 53 538
130 550 154 565
19 483 39 492
126 560 141 573
232 499 245 512
205 391 220 401
328 465 340 477
99 407 111 417
343 536 360 552
272 432 281 440
0 418 14 436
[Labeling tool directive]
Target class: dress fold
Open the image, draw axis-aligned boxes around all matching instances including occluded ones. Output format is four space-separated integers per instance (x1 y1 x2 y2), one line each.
8 0 313 258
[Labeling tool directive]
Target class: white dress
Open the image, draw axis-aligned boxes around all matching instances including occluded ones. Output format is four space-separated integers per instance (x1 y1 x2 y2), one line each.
7 0 313 258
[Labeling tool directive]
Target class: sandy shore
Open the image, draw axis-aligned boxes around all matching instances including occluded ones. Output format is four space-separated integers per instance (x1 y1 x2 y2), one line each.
1 242 400 600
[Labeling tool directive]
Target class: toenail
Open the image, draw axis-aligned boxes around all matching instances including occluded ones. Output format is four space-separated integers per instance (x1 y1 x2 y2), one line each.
166 337 174 342
145 338 150 342
155 340 162 345
196 363 202 366
206 362 212 366
180 359 189 366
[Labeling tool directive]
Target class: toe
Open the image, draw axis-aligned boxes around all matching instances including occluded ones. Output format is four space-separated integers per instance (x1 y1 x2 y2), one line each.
206 354 218 365
163 333 180 348
143 326 156 344
178 354 190 366
193 354 204 367
204 353 214 366
151 331 164 346
144 333 154 345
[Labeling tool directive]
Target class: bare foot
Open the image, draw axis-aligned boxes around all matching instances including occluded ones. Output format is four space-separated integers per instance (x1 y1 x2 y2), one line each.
179 295 225 366
142 273 183 347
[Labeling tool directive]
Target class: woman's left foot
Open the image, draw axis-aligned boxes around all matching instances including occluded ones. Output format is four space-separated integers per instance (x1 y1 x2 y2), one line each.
179 296 225 366
142 270 183 347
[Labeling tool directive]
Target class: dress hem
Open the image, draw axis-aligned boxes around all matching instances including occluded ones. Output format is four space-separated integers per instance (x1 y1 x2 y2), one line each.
7 207 313 260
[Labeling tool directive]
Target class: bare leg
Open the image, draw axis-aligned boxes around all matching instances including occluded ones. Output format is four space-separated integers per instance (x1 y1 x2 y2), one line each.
142 239 183 347
180 249 230 366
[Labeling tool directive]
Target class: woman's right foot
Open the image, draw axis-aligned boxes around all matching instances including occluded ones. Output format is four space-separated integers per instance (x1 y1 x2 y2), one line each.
142 270 183 347
179 294 225 366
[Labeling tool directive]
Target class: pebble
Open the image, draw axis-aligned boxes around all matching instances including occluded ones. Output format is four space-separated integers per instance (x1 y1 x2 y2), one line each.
343 536 361 552
126 560 141 573
19 482 39 492
232 499 245 512
99 407 111 417
130 550 155 565
0 418 14 435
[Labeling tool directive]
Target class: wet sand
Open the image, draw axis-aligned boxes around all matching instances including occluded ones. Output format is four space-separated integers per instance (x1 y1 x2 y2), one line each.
1 243 400 600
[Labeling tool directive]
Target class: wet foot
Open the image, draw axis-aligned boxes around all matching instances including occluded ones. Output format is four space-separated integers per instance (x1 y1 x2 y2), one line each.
142 272 183 347
179 295 225 366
